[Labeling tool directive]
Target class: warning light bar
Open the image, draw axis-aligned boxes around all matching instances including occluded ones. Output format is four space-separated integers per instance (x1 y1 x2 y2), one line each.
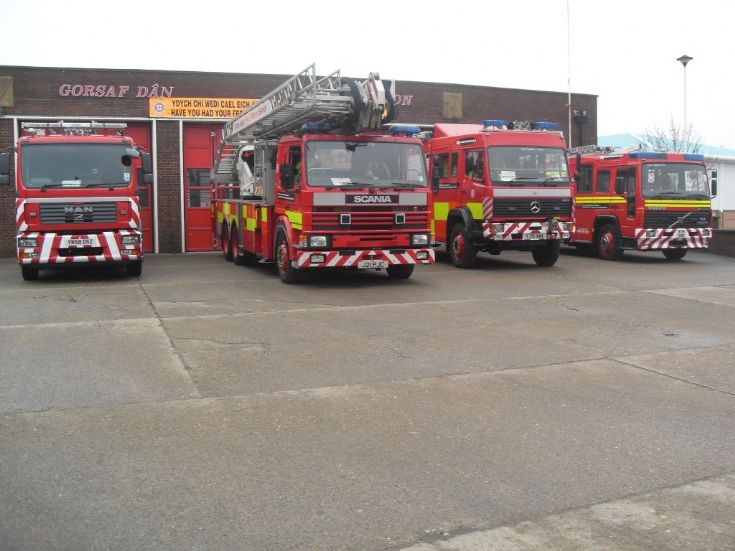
389 125 421 136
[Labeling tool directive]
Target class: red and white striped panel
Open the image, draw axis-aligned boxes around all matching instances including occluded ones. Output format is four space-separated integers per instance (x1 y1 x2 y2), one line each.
18 230 141 265
295 248 435 269
128 197 141 229
481 221 570 241
16 199 28 232
482 197 493 220
634 227 711 250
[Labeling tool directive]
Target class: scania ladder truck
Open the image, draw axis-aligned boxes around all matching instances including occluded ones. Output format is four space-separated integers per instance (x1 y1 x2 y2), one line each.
0 121 153 280
567 146 714 260
211 64 434 283
424 120 573 268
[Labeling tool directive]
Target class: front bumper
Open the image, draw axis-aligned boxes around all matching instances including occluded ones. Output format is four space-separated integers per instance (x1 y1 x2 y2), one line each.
294 248 435 269
482 220 572 241
17 231 142 266
634 227 711 250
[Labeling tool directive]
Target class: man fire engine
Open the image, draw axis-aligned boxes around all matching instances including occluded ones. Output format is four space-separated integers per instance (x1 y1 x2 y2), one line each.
425 120 573 268
567 147 714 260
0 121 152 280
211 64 434 283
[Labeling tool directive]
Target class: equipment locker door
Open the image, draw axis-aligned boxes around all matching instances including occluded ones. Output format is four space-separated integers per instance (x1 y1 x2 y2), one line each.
183 124 224 251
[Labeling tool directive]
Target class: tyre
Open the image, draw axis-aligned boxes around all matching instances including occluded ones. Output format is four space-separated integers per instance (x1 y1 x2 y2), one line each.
222 223 233 261
386 264 414 280
275 232 301 284
449 222 477 268
596 224 623 260
662 248 687 260
532 240 561 267
21 265 39 281
126 261 142 277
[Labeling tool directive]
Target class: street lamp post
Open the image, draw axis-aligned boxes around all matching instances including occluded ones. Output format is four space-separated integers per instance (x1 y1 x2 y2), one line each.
676 54 693 129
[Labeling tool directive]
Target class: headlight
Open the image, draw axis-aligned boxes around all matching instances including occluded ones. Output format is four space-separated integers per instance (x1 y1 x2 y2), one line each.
121 235 141 245
18 237 38 248
309 235 328 248
702 229 711 237
411 234 430 246
492 223 505 233
310 254 326 264
646 229 657 237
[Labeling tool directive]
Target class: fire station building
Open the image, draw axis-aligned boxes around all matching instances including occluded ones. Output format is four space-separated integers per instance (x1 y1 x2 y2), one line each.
0 65 598 257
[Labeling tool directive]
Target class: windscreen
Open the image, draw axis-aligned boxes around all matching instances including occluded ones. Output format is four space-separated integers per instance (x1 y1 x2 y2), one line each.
21 143 134 189
304 141 427 188
642 163 709 199
488 146 569 186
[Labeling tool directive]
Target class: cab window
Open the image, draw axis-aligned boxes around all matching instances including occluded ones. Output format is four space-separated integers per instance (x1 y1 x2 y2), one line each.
465 150 485 182
596 170 611 193
577 164 593 193
433 153 449 177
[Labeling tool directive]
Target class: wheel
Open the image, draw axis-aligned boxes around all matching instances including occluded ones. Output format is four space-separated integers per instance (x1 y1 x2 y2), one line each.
20 265 39 281
596 224 623 260
532 240 561 267
275 232 301 284
126 261 142 277
386 264 414 280
222 223 233 261
449 222 477 268
663 248 687 260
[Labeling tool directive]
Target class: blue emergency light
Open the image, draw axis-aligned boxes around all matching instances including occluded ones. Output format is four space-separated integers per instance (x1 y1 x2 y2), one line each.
684 153 705 161
301 122 331 133
389 125 421 136
532 121 560 130
628 152 667 159
481 119 507 128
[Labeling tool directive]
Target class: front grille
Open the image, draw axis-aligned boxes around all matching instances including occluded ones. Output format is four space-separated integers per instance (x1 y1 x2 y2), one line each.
312 210 428 231
643 211 711 228
493 198 571 217
40 203 118 224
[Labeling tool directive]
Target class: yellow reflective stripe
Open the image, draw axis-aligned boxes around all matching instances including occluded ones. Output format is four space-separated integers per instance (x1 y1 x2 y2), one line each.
575 196 626 203
246 217 256 231
261 207 268 222
217 211 224 223
645 200 711 208
467 202 483 220
434 201 449 221
285 210 302 230
223 203 231 216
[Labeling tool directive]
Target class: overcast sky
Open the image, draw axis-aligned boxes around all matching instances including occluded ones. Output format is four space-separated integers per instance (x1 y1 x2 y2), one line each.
2 0 732 148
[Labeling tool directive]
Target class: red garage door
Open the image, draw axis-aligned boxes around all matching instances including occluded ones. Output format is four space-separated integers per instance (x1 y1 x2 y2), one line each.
183 124 223 251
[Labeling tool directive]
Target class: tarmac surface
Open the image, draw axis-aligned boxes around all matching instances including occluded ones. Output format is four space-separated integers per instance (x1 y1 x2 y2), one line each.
1 248 734 550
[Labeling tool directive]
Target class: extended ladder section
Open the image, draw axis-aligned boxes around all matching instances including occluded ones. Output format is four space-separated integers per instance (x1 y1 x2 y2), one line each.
21 121 128 136
213 63 395 179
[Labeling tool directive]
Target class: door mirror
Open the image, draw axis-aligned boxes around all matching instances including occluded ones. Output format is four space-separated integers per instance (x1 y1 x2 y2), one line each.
431 166 441 188
711 169 718 197
144 173 154 185
141 152 153 174
0 151 10 178
281 163 295 189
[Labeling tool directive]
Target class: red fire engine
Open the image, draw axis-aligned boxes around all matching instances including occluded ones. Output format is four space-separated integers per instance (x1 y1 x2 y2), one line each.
424 120 573 268
211 64 434 283
567 147 715 260
0 121 152 280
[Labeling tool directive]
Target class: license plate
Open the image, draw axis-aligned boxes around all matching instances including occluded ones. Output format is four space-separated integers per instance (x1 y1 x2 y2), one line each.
676 229 687 238
524 232 543 240
358 260 389 269
67 238 94 247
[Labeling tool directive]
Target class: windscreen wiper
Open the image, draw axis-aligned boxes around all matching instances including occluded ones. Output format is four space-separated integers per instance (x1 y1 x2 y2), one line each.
39 183 67 192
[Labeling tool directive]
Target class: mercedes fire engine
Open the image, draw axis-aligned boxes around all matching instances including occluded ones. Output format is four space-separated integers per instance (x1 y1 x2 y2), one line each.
0 121 152 280
424 120 573 268
211 64 434 283
567 147 715 260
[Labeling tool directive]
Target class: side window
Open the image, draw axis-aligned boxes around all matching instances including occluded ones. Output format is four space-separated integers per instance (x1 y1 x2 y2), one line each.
597 170 611 193
289 146 302 184
577 164 593 193
433 153 450 178
450 152 458 177
465 150 484 182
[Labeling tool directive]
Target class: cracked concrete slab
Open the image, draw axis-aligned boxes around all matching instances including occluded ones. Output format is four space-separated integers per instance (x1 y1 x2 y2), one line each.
0 318 199 414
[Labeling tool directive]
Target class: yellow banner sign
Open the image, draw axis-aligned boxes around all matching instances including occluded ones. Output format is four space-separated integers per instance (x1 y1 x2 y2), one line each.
149 97 259 119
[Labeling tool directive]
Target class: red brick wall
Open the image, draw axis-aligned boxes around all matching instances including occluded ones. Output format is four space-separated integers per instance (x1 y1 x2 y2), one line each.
0 119 15 256
155 121 182 253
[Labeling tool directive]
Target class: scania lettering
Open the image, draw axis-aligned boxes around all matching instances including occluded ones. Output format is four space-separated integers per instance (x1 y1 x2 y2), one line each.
424 120 573 268
0 121 153 280
567 147 714 260
210 64 434 283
